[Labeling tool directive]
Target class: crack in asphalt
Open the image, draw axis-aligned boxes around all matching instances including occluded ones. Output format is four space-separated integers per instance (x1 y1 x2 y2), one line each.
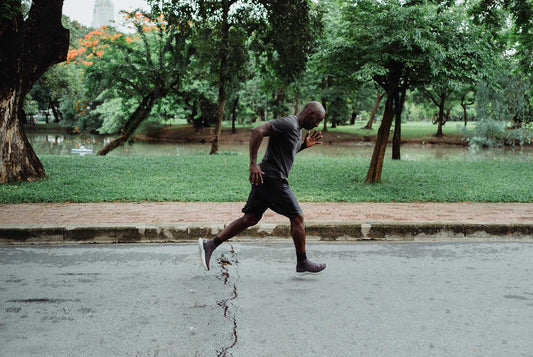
216 244 240 357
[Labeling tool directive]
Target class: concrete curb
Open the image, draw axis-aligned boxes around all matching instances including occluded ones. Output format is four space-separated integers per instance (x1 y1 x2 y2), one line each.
1 221 533 245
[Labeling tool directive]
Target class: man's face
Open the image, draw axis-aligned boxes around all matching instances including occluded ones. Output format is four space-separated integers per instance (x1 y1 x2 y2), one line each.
303 110 324 130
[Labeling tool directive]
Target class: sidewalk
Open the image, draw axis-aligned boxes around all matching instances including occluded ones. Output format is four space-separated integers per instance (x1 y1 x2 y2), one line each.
1 202 533 244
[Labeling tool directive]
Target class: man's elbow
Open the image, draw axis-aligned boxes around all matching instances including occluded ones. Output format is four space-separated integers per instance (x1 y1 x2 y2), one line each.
251 122 271 138
251 126 261 135
251 126 265 139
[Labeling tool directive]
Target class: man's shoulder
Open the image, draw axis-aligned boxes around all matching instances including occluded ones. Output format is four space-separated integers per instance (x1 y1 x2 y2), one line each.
270 115 299 132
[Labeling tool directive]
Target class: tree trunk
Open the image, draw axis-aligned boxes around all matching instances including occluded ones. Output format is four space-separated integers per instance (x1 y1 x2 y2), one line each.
50 101 62 122
392 88 406 160
321 98 328 133
460 90 475 127
276 88 285 117
363 91 383 129
97 94 156 155
331 101 337 128
320 78 328 132
1 90 46 182
365 94 395 183
210 1 230 155
231 96 239 134
18 98 28 124
210 87 226 155
435 93 447 137
436 102 445 136
350 111 357 125
0 0 69 184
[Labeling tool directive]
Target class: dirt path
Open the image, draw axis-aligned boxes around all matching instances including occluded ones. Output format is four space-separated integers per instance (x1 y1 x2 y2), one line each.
1 202 532 225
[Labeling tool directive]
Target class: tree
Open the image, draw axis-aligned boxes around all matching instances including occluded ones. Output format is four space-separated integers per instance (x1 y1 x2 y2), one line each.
476 68 531 126
335 0 436 182
261 0 322 115
28 15 95 125
458 85 476 126
0 0 69 183
158 0 319 154
69 10 194 155
420 3 491 137
470 0 533 120
335 0 494 181
471 0 533 77
30 62 75 123
158 0 260 154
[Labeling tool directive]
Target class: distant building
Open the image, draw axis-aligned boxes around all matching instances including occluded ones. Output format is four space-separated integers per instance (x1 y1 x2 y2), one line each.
92 0 114 28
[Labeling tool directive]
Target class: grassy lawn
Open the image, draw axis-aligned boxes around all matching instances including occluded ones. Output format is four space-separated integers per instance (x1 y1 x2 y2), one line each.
1 153 531 203
329 120 468 139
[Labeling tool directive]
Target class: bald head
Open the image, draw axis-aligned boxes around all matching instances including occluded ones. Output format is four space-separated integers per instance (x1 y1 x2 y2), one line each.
302 101 325 117
298 101 325 130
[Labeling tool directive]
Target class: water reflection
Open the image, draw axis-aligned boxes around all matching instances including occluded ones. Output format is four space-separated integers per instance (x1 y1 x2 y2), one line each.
27 132 533 161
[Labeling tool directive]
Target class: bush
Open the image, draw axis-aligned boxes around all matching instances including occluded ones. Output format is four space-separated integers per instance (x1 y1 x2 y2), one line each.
461 118 506 148
461 119 533 148
506 124 533 146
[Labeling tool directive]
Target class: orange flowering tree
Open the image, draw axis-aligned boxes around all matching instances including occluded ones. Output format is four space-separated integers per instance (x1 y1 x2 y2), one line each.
68 10 194 155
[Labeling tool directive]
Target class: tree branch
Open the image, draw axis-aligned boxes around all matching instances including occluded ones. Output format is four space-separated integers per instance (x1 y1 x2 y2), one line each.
22 0 69 94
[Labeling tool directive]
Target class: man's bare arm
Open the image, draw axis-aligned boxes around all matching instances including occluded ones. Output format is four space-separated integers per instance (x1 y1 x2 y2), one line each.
249 122 272 185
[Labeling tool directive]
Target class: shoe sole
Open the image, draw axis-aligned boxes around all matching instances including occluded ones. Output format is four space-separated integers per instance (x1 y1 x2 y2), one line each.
198 238 209 271
296 267 326 275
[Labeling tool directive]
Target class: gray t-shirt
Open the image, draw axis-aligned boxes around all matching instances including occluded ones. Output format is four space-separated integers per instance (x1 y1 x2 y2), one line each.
259 115 302 179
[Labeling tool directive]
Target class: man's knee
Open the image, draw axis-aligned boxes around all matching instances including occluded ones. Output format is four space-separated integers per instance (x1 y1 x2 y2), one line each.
242 213 260 227
290 213 304 226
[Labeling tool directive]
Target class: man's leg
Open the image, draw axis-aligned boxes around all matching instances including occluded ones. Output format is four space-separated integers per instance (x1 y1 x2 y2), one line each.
290 214 326 273
290 214 306 254
218 213 260 242
199 213 260 270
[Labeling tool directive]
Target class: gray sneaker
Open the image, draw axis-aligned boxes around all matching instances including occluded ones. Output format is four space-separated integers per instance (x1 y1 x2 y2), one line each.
198 238 215 271
296 259 326 273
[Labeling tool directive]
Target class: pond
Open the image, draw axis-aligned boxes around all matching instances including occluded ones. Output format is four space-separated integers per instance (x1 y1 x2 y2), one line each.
27 132 533 162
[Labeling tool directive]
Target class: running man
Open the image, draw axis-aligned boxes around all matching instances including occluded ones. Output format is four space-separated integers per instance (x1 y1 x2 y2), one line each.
199 101 327 273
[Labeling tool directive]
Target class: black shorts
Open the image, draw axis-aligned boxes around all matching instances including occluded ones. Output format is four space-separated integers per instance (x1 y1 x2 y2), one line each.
242 178 302 220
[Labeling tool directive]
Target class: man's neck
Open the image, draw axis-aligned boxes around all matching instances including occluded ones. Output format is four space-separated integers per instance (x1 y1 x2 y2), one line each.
296 114 304 127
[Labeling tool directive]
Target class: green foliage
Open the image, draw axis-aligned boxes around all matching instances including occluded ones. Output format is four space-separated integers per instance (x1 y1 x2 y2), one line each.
95 97 127 134
22 96 39 117
25 16 91 125
461 118 507 148
0 0 21 27
507 124 533 146
17 0 531 158
470 0 533 118
1 154 531 203
257 0 320 86
417 3 493 133
336 1 436 90
476 69 532 125
461 118 533 147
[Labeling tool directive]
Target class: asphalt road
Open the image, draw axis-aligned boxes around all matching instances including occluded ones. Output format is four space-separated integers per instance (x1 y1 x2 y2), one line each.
1 242 532 357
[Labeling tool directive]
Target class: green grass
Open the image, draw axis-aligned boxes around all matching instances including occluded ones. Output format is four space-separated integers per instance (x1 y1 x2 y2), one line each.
1 153 531 203
329 120 467 139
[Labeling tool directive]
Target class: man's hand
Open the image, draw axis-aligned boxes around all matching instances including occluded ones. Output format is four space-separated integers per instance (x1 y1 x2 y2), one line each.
249 163 264 185
303 130 323 149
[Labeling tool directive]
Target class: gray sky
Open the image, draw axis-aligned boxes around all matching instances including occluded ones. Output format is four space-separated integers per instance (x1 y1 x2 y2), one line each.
63 0 150 27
